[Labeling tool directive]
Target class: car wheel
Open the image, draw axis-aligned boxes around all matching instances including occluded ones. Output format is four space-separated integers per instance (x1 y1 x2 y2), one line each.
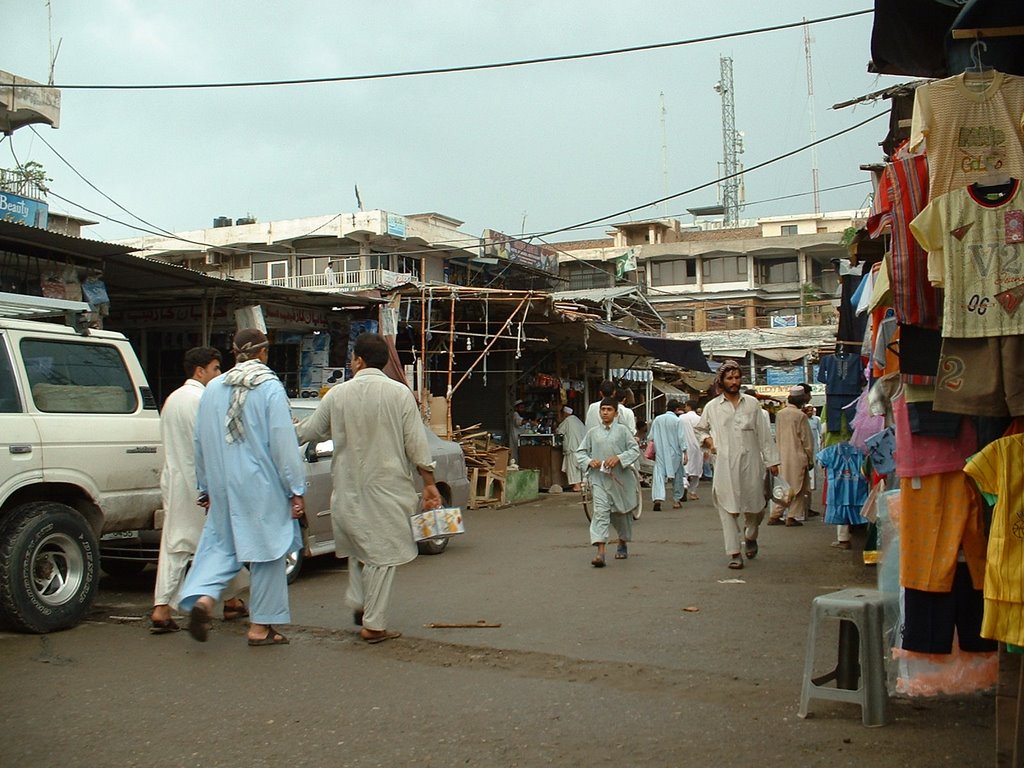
0 502 99 633
285 548 304 584
100 559 148 578
417 536 449 556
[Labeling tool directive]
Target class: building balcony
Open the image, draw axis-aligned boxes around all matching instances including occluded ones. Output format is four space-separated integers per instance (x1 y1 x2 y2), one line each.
251 268 416 292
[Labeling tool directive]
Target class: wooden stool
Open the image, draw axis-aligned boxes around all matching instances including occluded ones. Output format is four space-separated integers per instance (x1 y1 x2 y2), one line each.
798 588 890 727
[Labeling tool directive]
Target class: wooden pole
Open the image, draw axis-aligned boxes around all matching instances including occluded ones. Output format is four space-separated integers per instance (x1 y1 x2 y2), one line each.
449 295 530 398
445 292 456 438
419 274 427 419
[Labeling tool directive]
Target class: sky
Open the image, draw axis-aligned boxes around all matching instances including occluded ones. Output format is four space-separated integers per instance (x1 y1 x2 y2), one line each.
4 1 903 247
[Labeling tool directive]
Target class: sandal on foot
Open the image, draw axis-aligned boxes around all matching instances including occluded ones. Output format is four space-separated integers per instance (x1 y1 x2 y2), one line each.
361 629 401 644
591 555 606 568
615 543 628 560
150 618 180 635
728 554 744 570
744 539 758 559
652 502 662 511
188 603 213 642
248 625 289 646
672 501 682 509
222 599 249 621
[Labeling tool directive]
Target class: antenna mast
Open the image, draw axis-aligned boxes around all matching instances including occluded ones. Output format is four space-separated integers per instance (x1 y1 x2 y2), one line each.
660 91 669 215
804 18 820 215
714 56 744 227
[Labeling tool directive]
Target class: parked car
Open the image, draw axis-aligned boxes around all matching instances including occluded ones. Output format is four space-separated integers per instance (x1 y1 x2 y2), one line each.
0 294 163 633
99 397 471 583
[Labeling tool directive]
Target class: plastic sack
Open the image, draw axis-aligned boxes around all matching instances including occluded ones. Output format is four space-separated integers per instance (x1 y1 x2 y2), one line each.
644 440 656 460
766 472 794 508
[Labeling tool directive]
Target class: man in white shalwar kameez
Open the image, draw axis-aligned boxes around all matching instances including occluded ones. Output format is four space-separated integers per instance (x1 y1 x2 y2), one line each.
296 333 441 644
180 329 306 646
648 400 686 511
678 401 704 501
150 347 249 634
556 406 586 491
694 361 779 570
576 399 642 567
584 380 636 434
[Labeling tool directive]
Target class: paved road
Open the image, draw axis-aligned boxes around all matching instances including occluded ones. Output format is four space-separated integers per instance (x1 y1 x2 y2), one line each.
0 489 992 767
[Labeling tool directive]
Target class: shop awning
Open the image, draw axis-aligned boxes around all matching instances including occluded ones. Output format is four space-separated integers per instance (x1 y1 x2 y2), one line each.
754 347 815 363
592 323 709 372
652 379 686 397
869 0 1024 78
612 368 653 382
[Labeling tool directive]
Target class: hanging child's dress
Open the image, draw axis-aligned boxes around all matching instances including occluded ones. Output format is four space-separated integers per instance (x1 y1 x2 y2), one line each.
817 442 870 526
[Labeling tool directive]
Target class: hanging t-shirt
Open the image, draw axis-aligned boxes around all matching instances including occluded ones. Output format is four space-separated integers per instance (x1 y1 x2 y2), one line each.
911 179 1024 338
868 155 943 330
910 71 1024 200
817 353 864 396
964 434 1024 646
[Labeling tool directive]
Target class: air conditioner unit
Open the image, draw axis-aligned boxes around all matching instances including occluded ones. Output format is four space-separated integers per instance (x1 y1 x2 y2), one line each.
205 252 222 266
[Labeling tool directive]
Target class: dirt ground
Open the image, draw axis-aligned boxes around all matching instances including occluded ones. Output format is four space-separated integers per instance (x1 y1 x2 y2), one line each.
0 487 995 767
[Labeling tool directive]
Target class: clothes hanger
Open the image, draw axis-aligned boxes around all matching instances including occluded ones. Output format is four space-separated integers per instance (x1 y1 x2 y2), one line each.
964 40 995 83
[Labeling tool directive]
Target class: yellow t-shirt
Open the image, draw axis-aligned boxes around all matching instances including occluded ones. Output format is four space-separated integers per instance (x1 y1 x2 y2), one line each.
910 180 1024 338
910 71 1024 199
964 434 1024 645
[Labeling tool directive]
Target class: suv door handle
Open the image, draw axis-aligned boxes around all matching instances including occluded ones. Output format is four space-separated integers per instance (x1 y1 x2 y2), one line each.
125 446 158 454
9 445 32 454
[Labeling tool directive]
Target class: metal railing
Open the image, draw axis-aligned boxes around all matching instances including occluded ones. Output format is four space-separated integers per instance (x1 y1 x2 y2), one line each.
251 268 416 291
0 169 47 201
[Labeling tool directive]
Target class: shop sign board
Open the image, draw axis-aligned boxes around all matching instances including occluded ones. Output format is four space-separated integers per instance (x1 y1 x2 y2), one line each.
482 229 558 275
0 191 48 228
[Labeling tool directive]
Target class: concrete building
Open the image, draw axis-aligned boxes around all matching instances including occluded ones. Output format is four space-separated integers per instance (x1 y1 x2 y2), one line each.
554 209 867 390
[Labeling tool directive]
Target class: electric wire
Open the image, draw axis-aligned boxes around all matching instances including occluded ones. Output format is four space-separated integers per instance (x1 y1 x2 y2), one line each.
17 10 872 91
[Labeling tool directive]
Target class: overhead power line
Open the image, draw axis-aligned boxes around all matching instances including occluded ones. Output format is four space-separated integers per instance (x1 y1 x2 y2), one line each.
16 10 871 91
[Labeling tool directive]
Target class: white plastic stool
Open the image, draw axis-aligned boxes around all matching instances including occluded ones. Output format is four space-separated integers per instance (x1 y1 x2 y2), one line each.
798 587 889 727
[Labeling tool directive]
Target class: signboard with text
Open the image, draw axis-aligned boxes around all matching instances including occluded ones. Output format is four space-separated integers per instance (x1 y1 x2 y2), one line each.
0 191 48 228
482 229 558 275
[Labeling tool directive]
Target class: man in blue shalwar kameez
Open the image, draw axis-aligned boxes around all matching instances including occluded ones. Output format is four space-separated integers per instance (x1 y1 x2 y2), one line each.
647 399 686 511
576 399 642 567
179 328 306 647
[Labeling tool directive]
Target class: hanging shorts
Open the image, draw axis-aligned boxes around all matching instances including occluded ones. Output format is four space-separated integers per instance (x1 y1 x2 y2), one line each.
933 336 1024 418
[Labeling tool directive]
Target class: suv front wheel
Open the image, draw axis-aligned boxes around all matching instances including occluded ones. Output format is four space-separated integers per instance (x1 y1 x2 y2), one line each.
0 502 100 633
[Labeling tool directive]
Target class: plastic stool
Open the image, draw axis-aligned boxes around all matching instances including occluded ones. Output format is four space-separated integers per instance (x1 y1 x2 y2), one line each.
798 587 889 727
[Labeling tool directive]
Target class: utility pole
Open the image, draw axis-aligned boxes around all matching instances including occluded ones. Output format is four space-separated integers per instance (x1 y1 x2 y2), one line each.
804 18 821 215
713 56 744 228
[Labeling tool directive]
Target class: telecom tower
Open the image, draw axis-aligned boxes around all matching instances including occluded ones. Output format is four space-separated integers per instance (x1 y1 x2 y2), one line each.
713 56 744 227
804 19 821 215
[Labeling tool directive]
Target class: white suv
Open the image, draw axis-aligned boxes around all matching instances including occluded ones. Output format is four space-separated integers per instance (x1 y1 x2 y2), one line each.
0 293 162 633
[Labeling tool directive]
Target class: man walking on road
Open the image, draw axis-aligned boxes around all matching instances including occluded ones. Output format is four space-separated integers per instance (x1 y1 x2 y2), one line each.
296 332 442 644
648 400 684 511
694 361 780 569
179 329 306 647
577 399 642 567
767 386 814 527
677 400 704 502
150 347 249 633
556 406 587 491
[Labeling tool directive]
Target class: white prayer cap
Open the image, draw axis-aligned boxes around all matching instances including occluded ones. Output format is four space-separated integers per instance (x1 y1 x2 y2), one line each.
563 406 573 415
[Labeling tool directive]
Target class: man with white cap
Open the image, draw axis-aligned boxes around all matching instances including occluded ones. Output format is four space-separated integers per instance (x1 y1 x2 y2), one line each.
555 405 587 491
